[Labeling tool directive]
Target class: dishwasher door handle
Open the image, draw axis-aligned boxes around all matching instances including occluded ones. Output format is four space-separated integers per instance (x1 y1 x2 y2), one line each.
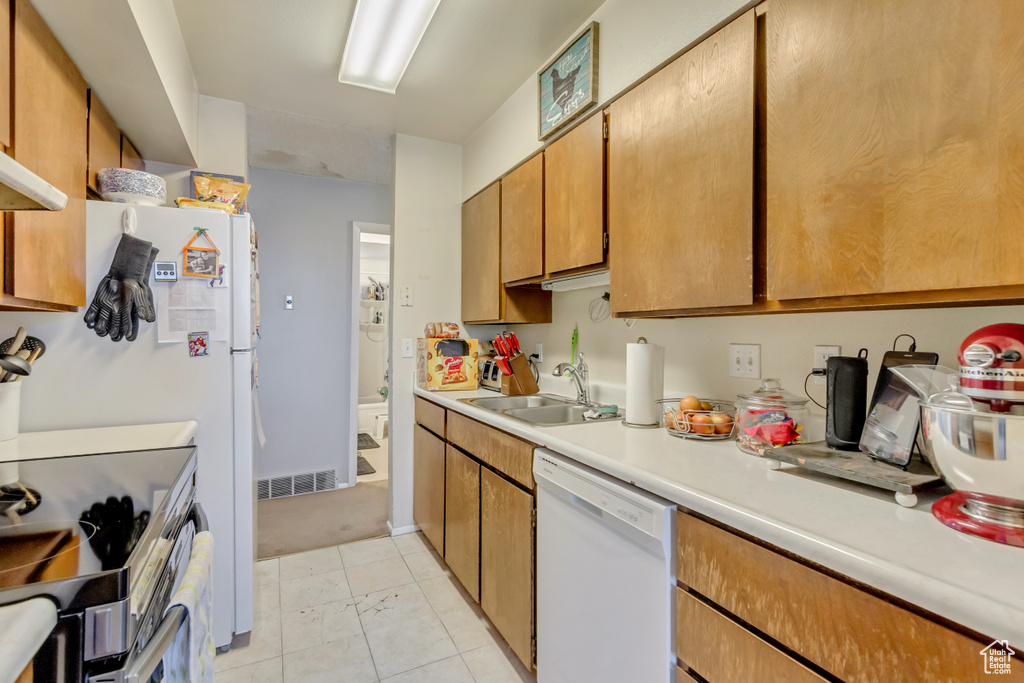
569 492 603 518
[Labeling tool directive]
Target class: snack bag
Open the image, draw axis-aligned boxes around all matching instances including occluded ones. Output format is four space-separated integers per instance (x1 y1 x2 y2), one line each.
192 174 251 215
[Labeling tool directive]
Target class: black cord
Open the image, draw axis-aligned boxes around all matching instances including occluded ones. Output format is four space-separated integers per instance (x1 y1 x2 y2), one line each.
804 370 826 410
892 333 917 352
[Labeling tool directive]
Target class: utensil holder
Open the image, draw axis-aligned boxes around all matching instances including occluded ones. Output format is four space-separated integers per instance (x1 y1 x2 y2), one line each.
0 382 21 442
501 354 540 395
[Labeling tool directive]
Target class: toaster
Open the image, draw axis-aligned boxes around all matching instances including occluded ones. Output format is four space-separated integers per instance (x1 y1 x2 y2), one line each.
479 358 503 392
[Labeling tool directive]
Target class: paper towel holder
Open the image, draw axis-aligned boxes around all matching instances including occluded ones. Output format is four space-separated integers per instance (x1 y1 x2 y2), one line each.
623 337 662 429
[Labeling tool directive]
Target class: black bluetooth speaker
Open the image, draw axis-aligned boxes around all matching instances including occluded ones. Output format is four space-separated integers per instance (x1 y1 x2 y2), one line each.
826 349 869 450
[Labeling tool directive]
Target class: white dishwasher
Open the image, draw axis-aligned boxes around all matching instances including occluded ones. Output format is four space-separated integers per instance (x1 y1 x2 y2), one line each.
534 449 676 683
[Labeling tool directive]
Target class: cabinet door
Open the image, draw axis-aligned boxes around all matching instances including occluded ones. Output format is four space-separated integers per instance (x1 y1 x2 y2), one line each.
9 0 88 308
0 0 10 149
608 10 755 315
767 0 1024 300
120 134 145 172
500 155 544 283
87 92 121 194
444 445 480 601
462 182 501 323
545 114 605 275
413 425 445 554
480 468 534 669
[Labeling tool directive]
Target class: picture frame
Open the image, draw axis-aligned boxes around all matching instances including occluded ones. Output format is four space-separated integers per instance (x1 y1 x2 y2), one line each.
538 22 599 140
182 230 221 279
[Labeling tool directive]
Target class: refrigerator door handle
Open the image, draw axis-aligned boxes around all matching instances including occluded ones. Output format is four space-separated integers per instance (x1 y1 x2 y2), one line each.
230 347 254 354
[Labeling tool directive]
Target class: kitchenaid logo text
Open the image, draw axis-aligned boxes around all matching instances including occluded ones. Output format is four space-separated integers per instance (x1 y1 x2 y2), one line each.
961 367 1024 381
980 640 1014 675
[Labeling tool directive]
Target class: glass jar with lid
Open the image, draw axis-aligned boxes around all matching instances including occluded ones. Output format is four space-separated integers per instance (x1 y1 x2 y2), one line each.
735 378 809 455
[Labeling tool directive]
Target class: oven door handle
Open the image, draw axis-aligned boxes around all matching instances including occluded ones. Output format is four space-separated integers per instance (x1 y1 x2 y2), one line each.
189 501 209 534
121 605 188 683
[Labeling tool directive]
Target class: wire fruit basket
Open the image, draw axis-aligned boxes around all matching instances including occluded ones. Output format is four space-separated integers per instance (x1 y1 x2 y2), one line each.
656 398 737 440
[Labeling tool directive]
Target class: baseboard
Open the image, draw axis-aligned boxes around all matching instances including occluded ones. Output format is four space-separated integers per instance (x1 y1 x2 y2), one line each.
387 521 419 536
335 481 354 490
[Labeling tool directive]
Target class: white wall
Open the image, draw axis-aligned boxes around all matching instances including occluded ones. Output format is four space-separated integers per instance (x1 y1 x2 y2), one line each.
390 135 462 531
462 0 752 199
247 168 391 485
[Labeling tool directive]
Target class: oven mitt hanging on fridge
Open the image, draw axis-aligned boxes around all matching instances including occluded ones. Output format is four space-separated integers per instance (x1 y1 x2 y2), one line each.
83 234 154 342
118 245 160 343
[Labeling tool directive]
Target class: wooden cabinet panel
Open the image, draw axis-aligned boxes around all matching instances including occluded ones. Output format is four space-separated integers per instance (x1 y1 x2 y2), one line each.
0 0 10 149
544 114 605 275
676 588 827 683
9 0 88 307
413 425 445 554
462 182 501 323
444 445 480 601
608 11 755 315
87 92 121 193
480 468 534 669
120 134 144 172
446 412 535 490
500 154 544 283
767 0 1024 300
677 512 1016 682
414 396 445 439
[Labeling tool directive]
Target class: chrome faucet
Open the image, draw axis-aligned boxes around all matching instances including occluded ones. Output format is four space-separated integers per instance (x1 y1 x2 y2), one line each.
553 352 590 404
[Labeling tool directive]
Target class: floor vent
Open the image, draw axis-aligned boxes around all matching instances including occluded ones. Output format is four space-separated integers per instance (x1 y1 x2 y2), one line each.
258 470 337 501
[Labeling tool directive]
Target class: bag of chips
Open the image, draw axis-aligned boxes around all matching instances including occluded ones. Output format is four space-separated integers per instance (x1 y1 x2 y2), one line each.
192 174 250 215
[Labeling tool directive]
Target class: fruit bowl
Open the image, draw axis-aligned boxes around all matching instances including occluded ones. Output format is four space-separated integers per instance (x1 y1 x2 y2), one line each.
656 398 736 440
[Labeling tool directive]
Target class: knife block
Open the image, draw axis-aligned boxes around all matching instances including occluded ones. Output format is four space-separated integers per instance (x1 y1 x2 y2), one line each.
501 354 539 395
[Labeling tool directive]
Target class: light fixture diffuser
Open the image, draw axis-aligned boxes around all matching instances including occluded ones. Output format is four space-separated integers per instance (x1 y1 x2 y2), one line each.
339 0 441 94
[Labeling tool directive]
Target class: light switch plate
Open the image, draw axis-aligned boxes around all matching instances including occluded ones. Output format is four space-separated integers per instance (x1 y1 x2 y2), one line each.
285 295 293 310
401 286 413 307
729 343 761 379
401 338 414 358
153 262 177 281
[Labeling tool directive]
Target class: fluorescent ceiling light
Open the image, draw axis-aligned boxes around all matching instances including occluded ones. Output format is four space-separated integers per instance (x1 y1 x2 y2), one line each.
339 0 441 94
541 270 610 292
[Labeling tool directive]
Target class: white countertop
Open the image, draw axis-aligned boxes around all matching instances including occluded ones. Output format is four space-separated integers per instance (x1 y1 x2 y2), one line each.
0 421 198 463
0 598 56 683
416 386 1024 648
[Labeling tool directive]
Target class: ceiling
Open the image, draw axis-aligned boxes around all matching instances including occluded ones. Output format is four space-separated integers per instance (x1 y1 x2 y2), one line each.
172 0 605 145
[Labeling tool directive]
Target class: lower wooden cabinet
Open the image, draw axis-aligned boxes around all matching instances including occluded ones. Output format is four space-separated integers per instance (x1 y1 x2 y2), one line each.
480 467 535 669
413 424 445 554
444 445 480 601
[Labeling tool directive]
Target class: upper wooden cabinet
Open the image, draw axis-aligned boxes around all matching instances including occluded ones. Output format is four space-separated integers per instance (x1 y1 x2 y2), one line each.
544 113 605 276
121 134 144 172
462 182 551 324
500 155 544 283
87 91 121 195
608 11 756 316
0 0 10 150
767 0 1024 301
6 0 87 310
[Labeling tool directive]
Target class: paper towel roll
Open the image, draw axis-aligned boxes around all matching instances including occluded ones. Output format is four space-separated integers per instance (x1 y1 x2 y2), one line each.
625 341 664 427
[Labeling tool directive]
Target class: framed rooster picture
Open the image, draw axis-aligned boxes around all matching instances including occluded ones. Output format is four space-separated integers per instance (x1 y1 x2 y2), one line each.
538 22 599 140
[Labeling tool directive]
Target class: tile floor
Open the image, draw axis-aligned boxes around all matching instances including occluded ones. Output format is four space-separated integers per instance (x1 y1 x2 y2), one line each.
215 532 535 683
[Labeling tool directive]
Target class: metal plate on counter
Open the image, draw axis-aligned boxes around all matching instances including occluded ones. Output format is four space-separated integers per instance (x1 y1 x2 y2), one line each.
768 441 943 495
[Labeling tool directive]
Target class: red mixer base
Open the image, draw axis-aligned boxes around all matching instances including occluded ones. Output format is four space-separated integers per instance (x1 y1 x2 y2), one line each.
933 492 1024 548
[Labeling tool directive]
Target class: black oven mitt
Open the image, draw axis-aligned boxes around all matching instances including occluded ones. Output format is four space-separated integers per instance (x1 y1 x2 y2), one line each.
83 234 154 342
120 245 160 343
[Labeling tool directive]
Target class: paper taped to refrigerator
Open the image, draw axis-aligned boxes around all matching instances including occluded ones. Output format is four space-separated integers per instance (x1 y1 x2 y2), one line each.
157 279 230 344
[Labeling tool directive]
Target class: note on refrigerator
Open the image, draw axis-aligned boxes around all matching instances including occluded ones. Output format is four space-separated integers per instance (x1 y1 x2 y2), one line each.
157 278 230 344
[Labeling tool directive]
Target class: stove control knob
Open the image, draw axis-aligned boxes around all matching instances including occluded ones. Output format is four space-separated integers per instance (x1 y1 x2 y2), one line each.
963 343 997 368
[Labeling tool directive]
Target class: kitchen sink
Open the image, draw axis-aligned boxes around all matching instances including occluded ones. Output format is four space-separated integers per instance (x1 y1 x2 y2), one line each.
461 394 575 410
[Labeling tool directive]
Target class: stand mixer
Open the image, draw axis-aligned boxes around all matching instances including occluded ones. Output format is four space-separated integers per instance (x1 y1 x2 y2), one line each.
917 323 1024 546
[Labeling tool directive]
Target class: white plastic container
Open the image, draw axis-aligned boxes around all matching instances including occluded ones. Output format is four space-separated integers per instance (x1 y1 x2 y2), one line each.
0 382 22 441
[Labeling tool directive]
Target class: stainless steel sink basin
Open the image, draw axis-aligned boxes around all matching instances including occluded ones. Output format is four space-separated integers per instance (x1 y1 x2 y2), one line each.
461 394 574 410
503 404 622 427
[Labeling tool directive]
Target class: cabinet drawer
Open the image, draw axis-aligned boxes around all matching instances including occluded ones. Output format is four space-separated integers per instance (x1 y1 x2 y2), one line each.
415 396 446 438
677 512 1013 682
676 588 826 683
447 412 534 489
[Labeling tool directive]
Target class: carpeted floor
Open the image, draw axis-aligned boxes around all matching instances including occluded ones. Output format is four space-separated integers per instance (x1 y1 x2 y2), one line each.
257 480 389 559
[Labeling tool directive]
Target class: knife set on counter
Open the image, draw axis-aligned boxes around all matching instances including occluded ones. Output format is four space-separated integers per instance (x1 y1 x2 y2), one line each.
492 332 539 396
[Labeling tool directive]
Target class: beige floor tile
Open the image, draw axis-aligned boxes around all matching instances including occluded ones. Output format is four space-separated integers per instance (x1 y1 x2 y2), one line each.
278 546 343 579
356 582 436 633
256 558 279 585
214 616 282 672
363 613 458 679
418 575 496 652
254 580 280 620
347 555 415 595
380 655 475 683
339 535 401 568
392 531 430 556
283 636 377 683
280 569 351 611
402 550 448 582
214 657 283 683
281 599 362 654
462 643 532 683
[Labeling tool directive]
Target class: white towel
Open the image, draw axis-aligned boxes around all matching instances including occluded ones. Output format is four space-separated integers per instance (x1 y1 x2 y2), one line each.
166 531 215 683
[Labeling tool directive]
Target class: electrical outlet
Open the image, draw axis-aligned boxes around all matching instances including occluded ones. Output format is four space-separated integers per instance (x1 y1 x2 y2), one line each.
729 344 761 379
813 345 841 385
534 343 543 363
401 338 414 358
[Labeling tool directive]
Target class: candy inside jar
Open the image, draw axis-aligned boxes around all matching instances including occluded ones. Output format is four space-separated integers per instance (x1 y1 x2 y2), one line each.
735 378 809 455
